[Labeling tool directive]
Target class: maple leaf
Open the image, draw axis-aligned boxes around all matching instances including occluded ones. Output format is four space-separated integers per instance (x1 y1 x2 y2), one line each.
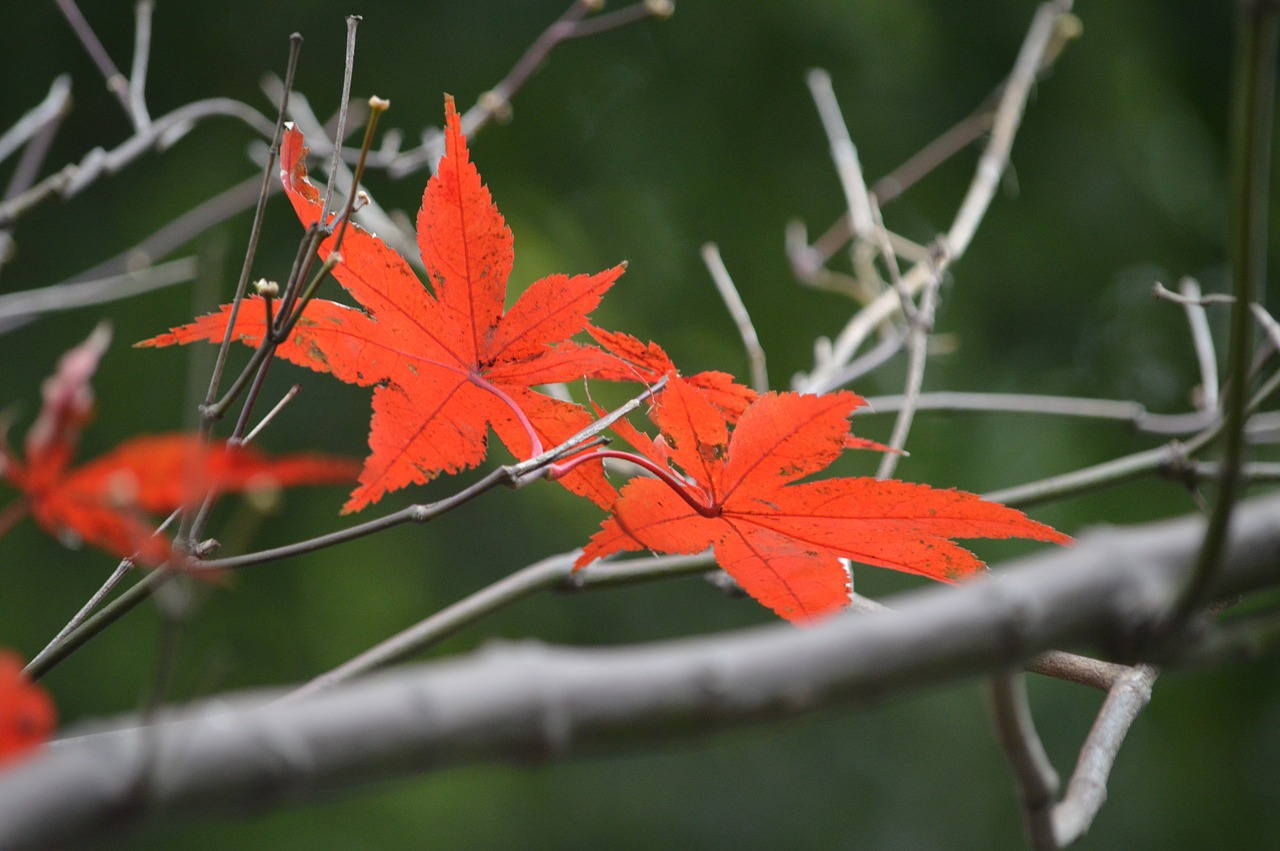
0 651 55 768
575 376 1070 624
1 330 361 565
585 325 757 421
140 96 626 512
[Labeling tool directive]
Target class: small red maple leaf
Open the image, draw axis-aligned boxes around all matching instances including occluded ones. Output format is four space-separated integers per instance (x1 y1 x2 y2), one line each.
140 96 627 512
575 376 1070 624
0 651 55 768
1 329 360 565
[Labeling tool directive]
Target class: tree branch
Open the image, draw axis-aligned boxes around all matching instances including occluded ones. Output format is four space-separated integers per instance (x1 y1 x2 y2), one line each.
3 491 1278 849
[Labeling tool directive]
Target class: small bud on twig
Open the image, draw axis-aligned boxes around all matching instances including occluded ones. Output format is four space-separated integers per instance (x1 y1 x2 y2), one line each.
478 90 513 124
645 0 675 19
253 279 280 298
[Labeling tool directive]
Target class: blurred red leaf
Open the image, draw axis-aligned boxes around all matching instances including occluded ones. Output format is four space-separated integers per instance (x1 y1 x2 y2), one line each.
1 331 360 565
0 651 55 768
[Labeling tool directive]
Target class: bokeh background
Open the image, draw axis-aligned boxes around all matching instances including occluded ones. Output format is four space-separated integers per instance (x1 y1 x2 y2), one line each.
2 1 1278 848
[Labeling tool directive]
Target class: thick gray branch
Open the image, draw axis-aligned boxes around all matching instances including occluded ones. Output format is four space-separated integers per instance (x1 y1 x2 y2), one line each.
2 492 1279 849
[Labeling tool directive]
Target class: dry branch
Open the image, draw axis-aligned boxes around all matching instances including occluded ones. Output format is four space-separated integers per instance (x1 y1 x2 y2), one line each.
2 490 1277 849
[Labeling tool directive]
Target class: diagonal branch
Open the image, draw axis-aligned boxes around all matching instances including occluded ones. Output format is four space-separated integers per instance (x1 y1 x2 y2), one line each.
2 492 1277 849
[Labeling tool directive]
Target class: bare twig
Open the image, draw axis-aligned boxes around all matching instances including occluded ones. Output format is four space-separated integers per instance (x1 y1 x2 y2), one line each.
1250 301 1280 350
1151 280 1236 306
0 98 276 228
321 16 361 216
799 1 1074 392
988 673 1060 849
806 68 875 240
25 508 180 678
0 76 72 167
239 385 301 446
803 329 906 395
701 242 768 392
876 249 942 479
127 1 155 128
0 258 196 331
202 35 303 412
53 0 131 120
349 1 672 178
1051 666 1158 846
1176 278 1221 410
856 390 1218 435
194 378 663 573
794 12 1083 268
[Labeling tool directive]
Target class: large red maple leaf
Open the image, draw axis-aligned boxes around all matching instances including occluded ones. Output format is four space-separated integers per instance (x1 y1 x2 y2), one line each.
140 96 625 512
1 329 360 565
575 376 1070 624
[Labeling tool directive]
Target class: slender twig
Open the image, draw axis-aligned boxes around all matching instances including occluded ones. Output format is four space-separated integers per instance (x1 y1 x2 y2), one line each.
801 329 906 395
856 390 1218 436
0 258 195 331
372 1 671 178
202 35 302 411
127 1 155 128
1250 301 1280 351
0 98 276 228
287 549 714 701
1050 666 1158 846
806 68 875 240
1177 278 1221 410
196 380 662 573
25 569 168 681
988 673 1060 849
701 242 768 392
2 94 64 205
0 75 72 167
239 385 301 446
321 17 361 216
53 0 132 120
801 1 1073 391
796 11 1083 266
284 551 580 701
1171 0 1279 628
1151 280 1236 306
876 249 943 479
986 357 1280 508
1164 459 1280 485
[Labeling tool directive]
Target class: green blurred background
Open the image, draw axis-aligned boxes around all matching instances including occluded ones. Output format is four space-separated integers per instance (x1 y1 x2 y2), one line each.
2 1 1278 848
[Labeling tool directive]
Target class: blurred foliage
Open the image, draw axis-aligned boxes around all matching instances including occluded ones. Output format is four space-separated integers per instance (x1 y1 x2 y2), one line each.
1 1 1278 848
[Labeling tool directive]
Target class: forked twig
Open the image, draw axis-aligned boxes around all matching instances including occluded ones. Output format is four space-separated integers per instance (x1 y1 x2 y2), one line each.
798 0 1075 392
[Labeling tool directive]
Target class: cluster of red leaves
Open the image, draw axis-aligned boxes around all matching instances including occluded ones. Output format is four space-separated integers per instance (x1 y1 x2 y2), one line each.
138 96 1069 624
0 651 55 768
0 326 360 566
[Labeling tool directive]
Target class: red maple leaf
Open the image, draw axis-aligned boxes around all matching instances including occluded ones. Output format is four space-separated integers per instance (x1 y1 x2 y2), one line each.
584 325 757 421
575 376 1070 624
1 329 360 565
0 651 55 768
140 96 626 512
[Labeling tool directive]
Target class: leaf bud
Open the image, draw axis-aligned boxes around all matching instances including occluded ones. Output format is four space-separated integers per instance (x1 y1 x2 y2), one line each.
645 0 675 18
478 90 513 124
